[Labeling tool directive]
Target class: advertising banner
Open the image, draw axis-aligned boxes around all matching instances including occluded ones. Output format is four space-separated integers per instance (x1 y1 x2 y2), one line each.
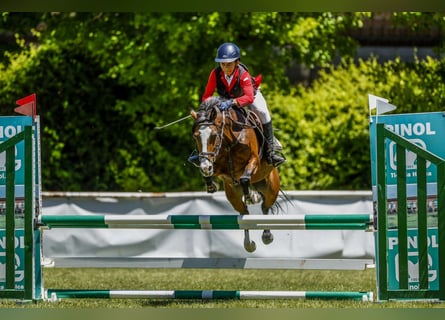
0 116 40 295
370 112 443 291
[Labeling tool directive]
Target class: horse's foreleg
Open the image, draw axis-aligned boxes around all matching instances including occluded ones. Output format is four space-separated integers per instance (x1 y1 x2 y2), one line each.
239 176 261 252
255 170 280 246
239 156 261 205
261 205 274 245
239 175 252 204
204 176 218 193
243 229 256 252
260 188 274 245
239 156 263 252
224 182 256 253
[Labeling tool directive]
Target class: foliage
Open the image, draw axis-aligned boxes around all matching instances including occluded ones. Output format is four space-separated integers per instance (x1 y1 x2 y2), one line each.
268 60 375 190
391 12 445 56
0 12 365 191
269 56 445 190
0 12 42 62
1 12 445 191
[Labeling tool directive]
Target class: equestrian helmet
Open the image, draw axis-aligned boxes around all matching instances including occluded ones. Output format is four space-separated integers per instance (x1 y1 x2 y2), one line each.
215 42 240 62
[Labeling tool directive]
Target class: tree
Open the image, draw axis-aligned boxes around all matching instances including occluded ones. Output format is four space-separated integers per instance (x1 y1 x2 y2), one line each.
6 12 443 192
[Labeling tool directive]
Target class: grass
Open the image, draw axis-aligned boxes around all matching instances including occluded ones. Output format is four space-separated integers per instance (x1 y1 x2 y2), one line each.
387 213 437 229
1 268 444 308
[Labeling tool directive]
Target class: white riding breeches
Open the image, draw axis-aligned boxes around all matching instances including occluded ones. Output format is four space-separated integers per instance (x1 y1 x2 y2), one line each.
248 89 271 124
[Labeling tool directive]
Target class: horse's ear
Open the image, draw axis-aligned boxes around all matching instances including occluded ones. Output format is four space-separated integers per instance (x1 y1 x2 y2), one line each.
190 110 198 120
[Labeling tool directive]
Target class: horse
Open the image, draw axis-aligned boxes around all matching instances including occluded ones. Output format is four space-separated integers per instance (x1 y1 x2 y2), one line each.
190 96 280 252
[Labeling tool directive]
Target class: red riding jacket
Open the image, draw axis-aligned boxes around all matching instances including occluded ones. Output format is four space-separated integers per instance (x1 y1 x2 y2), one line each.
202 65 261 107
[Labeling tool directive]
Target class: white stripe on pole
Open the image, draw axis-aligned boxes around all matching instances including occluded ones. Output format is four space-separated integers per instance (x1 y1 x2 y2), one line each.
199 215 212 229
202 290 213 299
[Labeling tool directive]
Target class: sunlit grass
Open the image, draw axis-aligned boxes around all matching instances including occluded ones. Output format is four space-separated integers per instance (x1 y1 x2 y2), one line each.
1 268 443 308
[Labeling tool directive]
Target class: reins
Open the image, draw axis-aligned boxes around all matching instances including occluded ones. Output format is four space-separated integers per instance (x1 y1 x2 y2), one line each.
195 106 225 163
193 97 265 185
195 103 255 184
226 108 261 130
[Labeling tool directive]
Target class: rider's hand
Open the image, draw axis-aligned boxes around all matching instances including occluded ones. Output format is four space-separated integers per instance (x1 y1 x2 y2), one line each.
219 99 234 111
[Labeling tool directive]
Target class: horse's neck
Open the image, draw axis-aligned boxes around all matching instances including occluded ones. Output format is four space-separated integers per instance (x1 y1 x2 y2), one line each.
217 109 255 146
220 118 239 144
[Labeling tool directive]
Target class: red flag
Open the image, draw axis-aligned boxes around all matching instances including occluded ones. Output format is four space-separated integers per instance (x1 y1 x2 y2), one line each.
15 93 37 120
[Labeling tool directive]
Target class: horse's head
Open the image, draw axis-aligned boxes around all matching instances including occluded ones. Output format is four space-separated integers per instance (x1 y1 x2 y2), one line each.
190 97 225 177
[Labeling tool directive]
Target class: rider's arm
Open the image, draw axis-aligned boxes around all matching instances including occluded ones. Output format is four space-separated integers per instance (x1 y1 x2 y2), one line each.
202 69 217 101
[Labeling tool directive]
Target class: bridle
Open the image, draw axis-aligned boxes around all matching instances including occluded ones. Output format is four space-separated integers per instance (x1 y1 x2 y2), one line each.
194 107 226 166
193 102 261 180
194 109 240 183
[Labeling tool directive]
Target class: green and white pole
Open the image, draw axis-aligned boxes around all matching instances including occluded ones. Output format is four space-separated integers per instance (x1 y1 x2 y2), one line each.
39 214 373 230
45 289 373 302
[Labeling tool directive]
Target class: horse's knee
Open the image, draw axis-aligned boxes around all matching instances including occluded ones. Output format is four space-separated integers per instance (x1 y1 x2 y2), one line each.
239 175 251 191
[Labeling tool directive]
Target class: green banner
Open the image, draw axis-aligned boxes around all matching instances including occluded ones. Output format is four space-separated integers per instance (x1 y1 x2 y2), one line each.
0 116 34 198
0 229 26 290
387 228 439 290
370 112 445 198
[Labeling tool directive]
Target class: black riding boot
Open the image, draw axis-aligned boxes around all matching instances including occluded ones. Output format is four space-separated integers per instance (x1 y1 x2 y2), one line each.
263 121 286 167
187 151 200 167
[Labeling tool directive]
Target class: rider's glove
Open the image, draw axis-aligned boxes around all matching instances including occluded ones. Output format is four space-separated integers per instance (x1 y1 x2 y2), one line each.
219 99 234 111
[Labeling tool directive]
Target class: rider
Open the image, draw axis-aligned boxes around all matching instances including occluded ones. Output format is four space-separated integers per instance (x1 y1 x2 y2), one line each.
189 42 286 167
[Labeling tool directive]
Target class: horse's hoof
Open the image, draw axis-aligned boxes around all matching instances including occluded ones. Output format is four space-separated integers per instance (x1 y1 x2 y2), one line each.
244 241 256 252
262 230 274 245
206 182 218 193
206 187 216 193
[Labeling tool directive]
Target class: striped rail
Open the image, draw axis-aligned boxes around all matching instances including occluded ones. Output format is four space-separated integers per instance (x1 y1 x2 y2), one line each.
45 289 373 301
39 214 373 230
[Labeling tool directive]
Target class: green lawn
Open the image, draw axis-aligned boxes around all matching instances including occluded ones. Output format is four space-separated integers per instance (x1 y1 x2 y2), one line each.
0 268 444 308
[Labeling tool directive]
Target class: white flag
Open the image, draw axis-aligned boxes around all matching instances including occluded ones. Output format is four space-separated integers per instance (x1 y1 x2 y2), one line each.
368 94 388 112
368 94 396 122
376 99 397 115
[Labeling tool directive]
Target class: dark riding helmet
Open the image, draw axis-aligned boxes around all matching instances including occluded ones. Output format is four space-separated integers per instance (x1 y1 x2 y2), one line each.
215 42 240 63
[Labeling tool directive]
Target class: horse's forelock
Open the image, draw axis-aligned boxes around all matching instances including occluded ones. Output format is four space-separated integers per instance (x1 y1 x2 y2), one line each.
192 99 215 133
200 97 221 111
194 97 222 124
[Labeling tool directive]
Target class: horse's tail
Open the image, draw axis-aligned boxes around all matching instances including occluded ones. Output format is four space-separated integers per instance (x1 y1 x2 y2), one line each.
279 188 292 203
270 188 294 215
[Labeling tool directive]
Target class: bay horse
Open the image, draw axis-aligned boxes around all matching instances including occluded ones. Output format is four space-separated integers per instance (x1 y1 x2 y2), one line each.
190 97 280 252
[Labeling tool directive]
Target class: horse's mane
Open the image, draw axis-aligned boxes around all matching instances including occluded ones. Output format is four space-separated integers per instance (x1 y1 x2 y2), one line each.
192 97 223 131
194 97 260 133
198 97 222 113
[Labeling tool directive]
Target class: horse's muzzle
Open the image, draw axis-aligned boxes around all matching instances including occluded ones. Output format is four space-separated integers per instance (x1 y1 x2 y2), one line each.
199 158 214 177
